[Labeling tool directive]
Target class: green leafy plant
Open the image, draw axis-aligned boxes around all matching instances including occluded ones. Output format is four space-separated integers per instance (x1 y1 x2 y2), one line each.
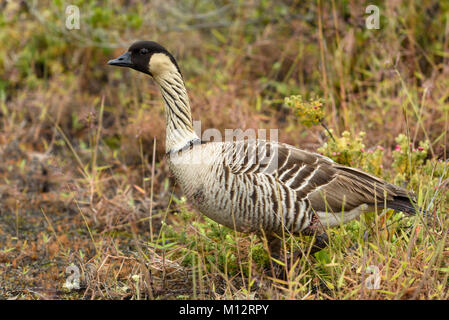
317 130 384 176
285 95 324 127
392 134 429 183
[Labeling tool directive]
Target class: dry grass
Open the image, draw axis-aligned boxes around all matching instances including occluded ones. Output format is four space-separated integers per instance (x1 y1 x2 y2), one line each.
0 0 448 299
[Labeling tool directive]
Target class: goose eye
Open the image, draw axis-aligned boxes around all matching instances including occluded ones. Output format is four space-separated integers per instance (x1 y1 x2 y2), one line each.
139 48 149 55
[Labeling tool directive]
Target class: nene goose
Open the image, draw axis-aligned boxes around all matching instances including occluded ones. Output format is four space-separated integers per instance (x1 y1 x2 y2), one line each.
108 41 422 256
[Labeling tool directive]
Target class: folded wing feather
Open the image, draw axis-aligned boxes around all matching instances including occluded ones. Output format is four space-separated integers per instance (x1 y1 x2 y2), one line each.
226 140 418 216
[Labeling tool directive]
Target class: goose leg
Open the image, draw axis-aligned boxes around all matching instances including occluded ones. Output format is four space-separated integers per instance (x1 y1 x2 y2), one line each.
308 232 329 254
265 233 323 279
264 229 329 279
266 230 329 258
266 230 329 256
265 235 291 279
267 235 282 259
301 212 329 254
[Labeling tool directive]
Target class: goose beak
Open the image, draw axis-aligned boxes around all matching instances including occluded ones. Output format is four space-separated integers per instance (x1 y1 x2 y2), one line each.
107 51 133 67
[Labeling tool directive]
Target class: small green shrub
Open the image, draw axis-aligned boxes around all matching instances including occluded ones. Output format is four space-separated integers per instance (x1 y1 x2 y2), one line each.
317 130 385 176
284 95 324 127
392 133 430 184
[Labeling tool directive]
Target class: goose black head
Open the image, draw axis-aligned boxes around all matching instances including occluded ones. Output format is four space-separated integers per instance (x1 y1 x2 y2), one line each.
107 41 181 77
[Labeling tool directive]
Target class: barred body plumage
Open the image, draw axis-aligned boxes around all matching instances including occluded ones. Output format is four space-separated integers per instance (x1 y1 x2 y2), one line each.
168 139 416 238
108 40 422 252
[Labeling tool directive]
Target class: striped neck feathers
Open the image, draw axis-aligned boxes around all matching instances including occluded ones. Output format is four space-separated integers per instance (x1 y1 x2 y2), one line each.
150 53 199 153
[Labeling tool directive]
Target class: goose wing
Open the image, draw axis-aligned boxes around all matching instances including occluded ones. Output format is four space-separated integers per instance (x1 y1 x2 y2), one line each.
224 140 417 215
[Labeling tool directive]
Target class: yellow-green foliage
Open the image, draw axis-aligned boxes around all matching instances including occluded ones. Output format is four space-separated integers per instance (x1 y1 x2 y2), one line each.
392 133 429 184
165 207 265 276
317 130 384 176
423 159 449 179
421 158 449 196
284 95 324 127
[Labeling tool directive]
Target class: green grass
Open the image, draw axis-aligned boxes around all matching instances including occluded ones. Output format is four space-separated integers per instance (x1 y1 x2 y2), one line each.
0 0 448 299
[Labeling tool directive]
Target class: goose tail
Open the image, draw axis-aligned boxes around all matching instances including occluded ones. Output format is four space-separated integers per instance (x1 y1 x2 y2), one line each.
386 196 428 217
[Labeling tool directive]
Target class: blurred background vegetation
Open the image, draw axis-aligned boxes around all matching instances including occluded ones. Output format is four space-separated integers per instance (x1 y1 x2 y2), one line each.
0 0 448 299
